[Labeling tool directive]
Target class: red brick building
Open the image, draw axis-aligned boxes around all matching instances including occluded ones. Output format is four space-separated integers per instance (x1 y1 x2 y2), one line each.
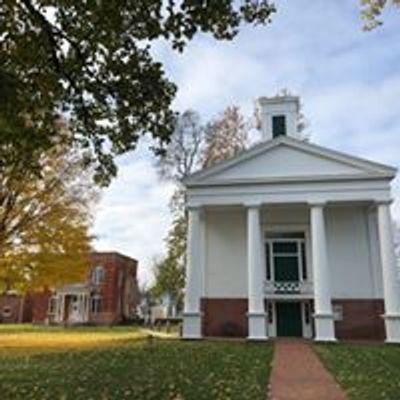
33 252 139 325
0 293 33 323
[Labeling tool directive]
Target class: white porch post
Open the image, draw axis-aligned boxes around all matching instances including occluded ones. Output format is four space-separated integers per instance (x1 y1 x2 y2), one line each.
79 294 85 322
246 204 268 340
310 203 336 342
377 201 400 343
85 294 90 321
59 294 65 323
182 206 203 339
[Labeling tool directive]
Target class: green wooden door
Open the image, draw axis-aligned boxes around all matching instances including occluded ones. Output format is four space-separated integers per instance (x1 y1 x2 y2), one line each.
276 302 303 337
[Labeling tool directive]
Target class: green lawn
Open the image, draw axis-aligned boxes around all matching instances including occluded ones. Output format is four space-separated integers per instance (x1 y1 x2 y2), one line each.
0 325 273 400
315 344 400 400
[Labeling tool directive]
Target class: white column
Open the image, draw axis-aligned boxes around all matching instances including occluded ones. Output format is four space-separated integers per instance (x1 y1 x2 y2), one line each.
310 203 336 342
79 294 85 322
377 201 400 343
182 207 203 339
86 295 90 321
83 295 88 322
247 205 268 340
59 294 65 323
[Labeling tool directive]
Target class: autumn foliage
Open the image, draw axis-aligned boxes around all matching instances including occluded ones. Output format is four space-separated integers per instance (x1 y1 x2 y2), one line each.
0 139 97 293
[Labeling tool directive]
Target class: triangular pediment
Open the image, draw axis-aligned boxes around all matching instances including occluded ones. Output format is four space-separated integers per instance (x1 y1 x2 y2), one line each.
185 136 396 186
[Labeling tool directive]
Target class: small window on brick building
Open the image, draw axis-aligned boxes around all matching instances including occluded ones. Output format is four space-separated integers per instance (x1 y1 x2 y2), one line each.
48 297 57 314
92 265 105 285
2 306 12 318
90 296 102 314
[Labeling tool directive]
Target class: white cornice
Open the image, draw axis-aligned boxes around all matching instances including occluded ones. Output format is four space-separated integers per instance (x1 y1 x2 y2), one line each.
187 173 394 188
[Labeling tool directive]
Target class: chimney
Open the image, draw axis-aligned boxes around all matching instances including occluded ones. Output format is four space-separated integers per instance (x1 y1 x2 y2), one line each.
256 95 301 141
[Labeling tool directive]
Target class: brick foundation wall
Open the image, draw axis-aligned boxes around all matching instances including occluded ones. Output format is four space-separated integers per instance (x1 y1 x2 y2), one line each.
201 298 386 341
333 299 385 341
202 298 248 337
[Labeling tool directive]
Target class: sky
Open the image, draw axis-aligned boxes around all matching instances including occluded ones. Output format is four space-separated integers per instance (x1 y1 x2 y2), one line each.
92 1 400 285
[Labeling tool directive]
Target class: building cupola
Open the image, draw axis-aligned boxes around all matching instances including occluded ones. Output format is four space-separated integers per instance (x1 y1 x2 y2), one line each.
256 95 302 141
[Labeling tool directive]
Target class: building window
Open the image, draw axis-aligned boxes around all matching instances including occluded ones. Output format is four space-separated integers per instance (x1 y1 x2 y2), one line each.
48 297 57 314
92 265 105 285
265 242 271 280
301 243 307 280
2 306 12 318
333 304 343 321
90 296 102 314
272 115 286 138
264 232 307 283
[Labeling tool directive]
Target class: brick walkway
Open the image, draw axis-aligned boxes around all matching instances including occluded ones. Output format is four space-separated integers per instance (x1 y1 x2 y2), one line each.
269 341 347 400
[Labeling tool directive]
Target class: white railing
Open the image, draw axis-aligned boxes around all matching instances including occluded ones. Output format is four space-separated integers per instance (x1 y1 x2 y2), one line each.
264 280 313 295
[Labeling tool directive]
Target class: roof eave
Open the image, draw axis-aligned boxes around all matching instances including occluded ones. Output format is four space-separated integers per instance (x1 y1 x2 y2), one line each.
186 172 396 189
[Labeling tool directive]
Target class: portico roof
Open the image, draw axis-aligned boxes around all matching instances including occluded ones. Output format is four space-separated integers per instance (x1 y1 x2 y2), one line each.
184 136 396 188
57 283 91 295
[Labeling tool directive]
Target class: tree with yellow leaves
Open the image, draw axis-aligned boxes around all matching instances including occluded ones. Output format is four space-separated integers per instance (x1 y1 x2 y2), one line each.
0 134 97 293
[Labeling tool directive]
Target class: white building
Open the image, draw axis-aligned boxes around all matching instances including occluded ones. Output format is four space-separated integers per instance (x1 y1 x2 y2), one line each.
182 96 400 342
